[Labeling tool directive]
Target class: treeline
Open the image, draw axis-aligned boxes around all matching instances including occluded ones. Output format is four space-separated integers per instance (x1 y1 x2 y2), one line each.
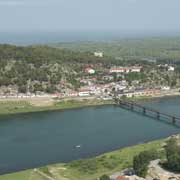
54 37 180 61
133 137 180 178
0 44 154 94
0 44 110 65
0 44 113 93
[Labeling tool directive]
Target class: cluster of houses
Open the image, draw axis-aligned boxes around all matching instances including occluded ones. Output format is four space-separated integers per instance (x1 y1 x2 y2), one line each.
56 83 114 98
117 88 161 98
55 80 169 99
109 66 143 73
83 66 143 75
0 64 176 100
157 64 175 71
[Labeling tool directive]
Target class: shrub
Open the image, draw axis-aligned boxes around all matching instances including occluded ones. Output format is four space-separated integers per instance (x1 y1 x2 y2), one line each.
69 159 97 173
100 174 110 180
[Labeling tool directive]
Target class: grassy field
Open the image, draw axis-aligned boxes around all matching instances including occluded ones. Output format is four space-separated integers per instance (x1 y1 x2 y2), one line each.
0 98 113 116
0 138 166 180
0 169 47 180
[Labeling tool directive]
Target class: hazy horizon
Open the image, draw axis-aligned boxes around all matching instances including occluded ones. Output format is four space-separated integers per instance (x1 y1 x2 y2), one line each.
1 0 180 44
1 30 180 45
0 0 180 32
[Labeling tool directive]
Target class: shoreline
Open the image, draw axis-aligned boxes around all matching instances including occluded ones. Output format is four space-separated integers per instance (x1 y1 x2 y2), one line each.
0 135 178 180
0 92 179 117
0 98 114 117
0 95 179 179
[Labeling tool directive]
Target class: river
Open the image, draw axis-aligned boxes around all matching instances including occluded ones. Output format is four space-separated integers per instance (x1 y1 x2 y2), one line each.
0 96 179 174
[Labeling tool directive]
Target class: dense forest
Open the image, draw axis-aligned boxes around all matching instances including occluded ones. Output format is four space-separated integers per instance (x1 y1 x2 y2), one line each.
53 37 180 62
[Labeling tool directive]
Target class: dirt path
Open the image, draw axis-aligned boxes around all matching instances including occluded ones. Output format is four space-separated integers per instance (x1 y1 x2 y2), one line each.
147 159 180 180
35 169 56 180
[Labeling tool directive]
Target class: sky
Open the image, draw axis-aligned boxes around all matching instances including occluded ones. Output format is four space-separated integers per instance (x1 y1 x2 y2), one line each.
0 0 180 33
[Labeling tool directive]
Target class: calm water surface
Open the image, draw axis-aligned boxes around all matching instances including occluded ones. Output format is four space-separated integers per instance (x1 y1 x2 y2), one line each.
0 96 179 174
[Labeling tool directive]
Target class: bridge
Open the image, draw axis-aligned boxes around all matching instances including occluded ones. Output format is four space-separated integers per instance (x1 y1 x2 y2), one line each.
115 98 180 124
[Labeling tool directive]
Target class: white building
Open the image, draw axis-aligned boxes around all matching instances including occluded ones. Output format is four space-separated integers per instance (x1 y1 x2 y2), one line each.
78 91 90 97
110 66 142 73
161 86 170 90
94 51 103 58
84 68 95 74
168 66 175 71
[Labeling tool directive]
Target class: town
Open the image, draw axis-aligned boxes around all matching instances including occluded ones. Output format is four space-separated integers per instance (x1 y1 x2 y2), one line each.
0 51 179 101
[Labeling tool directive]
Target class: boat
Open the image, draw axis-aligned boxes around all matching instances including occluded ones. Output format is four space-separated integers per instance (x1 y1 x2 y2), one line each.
75 145 81 148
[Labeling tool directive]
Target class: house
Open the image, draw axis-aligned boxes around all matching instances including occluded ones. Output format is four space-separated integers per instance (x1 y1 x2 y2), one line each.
78 91 90 97
161 86 170 90
80 78 97 85
78 87 91 96
131 67 142 72
103 75 114 81
158 64 175 71
168 66 175 71
67 91 79 97
116 176 129 180
94 51 103 57
84 68 95 74
110 67 143 73
117 88 161 98
110 175 129 180
114 84 127 91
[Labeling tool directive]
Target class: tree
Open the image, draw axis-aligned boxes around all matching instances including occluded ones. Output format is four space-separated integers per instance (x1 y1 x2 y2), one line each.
18 85 27 93
165 138 180 172
133 150 158 177
99 174 110 180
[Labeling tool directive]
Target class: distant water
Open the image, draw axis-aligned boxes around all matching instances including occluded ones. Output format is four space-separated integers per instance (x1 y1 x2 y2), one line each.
0 96 179 174
0 31 180 45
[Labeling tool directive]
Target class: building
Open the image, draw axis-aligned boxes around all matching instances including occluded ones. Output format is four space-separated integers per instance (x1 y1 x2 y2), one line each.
168 66 175 71
78 91 90 96
94 51 103 57
117 88 161 98
78 87 92 96
67 90 79 97
84 68 95 74
103 75 114 81
161 86 170 90
110 175 129 180
116 176 129 180
158 64 175 71
110 66 143 73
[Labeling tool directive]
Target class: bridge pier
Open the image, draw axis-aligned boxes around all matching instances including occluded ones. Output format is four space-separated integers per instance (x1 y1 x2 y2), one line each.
143 107 146 114
130 103 134 110
157 112 160 119
172 117 176 124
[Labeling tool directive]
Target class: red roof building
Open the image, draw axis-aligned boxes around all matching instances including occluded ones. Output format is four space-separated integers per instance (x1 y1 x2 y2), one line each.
116 176 129 180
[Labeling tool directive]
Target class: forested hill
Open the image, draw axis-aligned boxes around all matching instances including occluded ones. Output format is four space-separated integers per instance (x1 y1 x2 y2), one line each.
0 44 113 94
0 44 108 65
52 37 180 62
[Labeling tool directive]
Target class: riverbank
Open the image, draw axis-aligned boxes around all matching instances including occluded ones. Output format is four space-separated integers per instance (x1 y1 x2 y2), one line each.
0 91 179 116
0 137 168 180
0 96 179 180
0 97 114 116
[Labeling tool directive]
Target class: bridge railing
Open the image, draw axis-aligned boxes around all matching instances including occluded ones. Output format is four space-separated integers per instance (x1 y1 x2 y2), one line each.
116 98 180 124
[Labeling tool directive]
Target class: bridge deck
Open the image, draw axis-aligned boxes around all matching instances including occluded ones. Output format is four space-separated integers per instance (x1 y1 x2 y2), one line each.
117 99 180 122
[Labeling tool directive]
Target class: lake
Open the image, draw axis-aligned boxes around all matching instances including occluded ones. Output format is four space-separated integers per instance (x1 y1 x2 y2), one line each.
0 96 179 174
